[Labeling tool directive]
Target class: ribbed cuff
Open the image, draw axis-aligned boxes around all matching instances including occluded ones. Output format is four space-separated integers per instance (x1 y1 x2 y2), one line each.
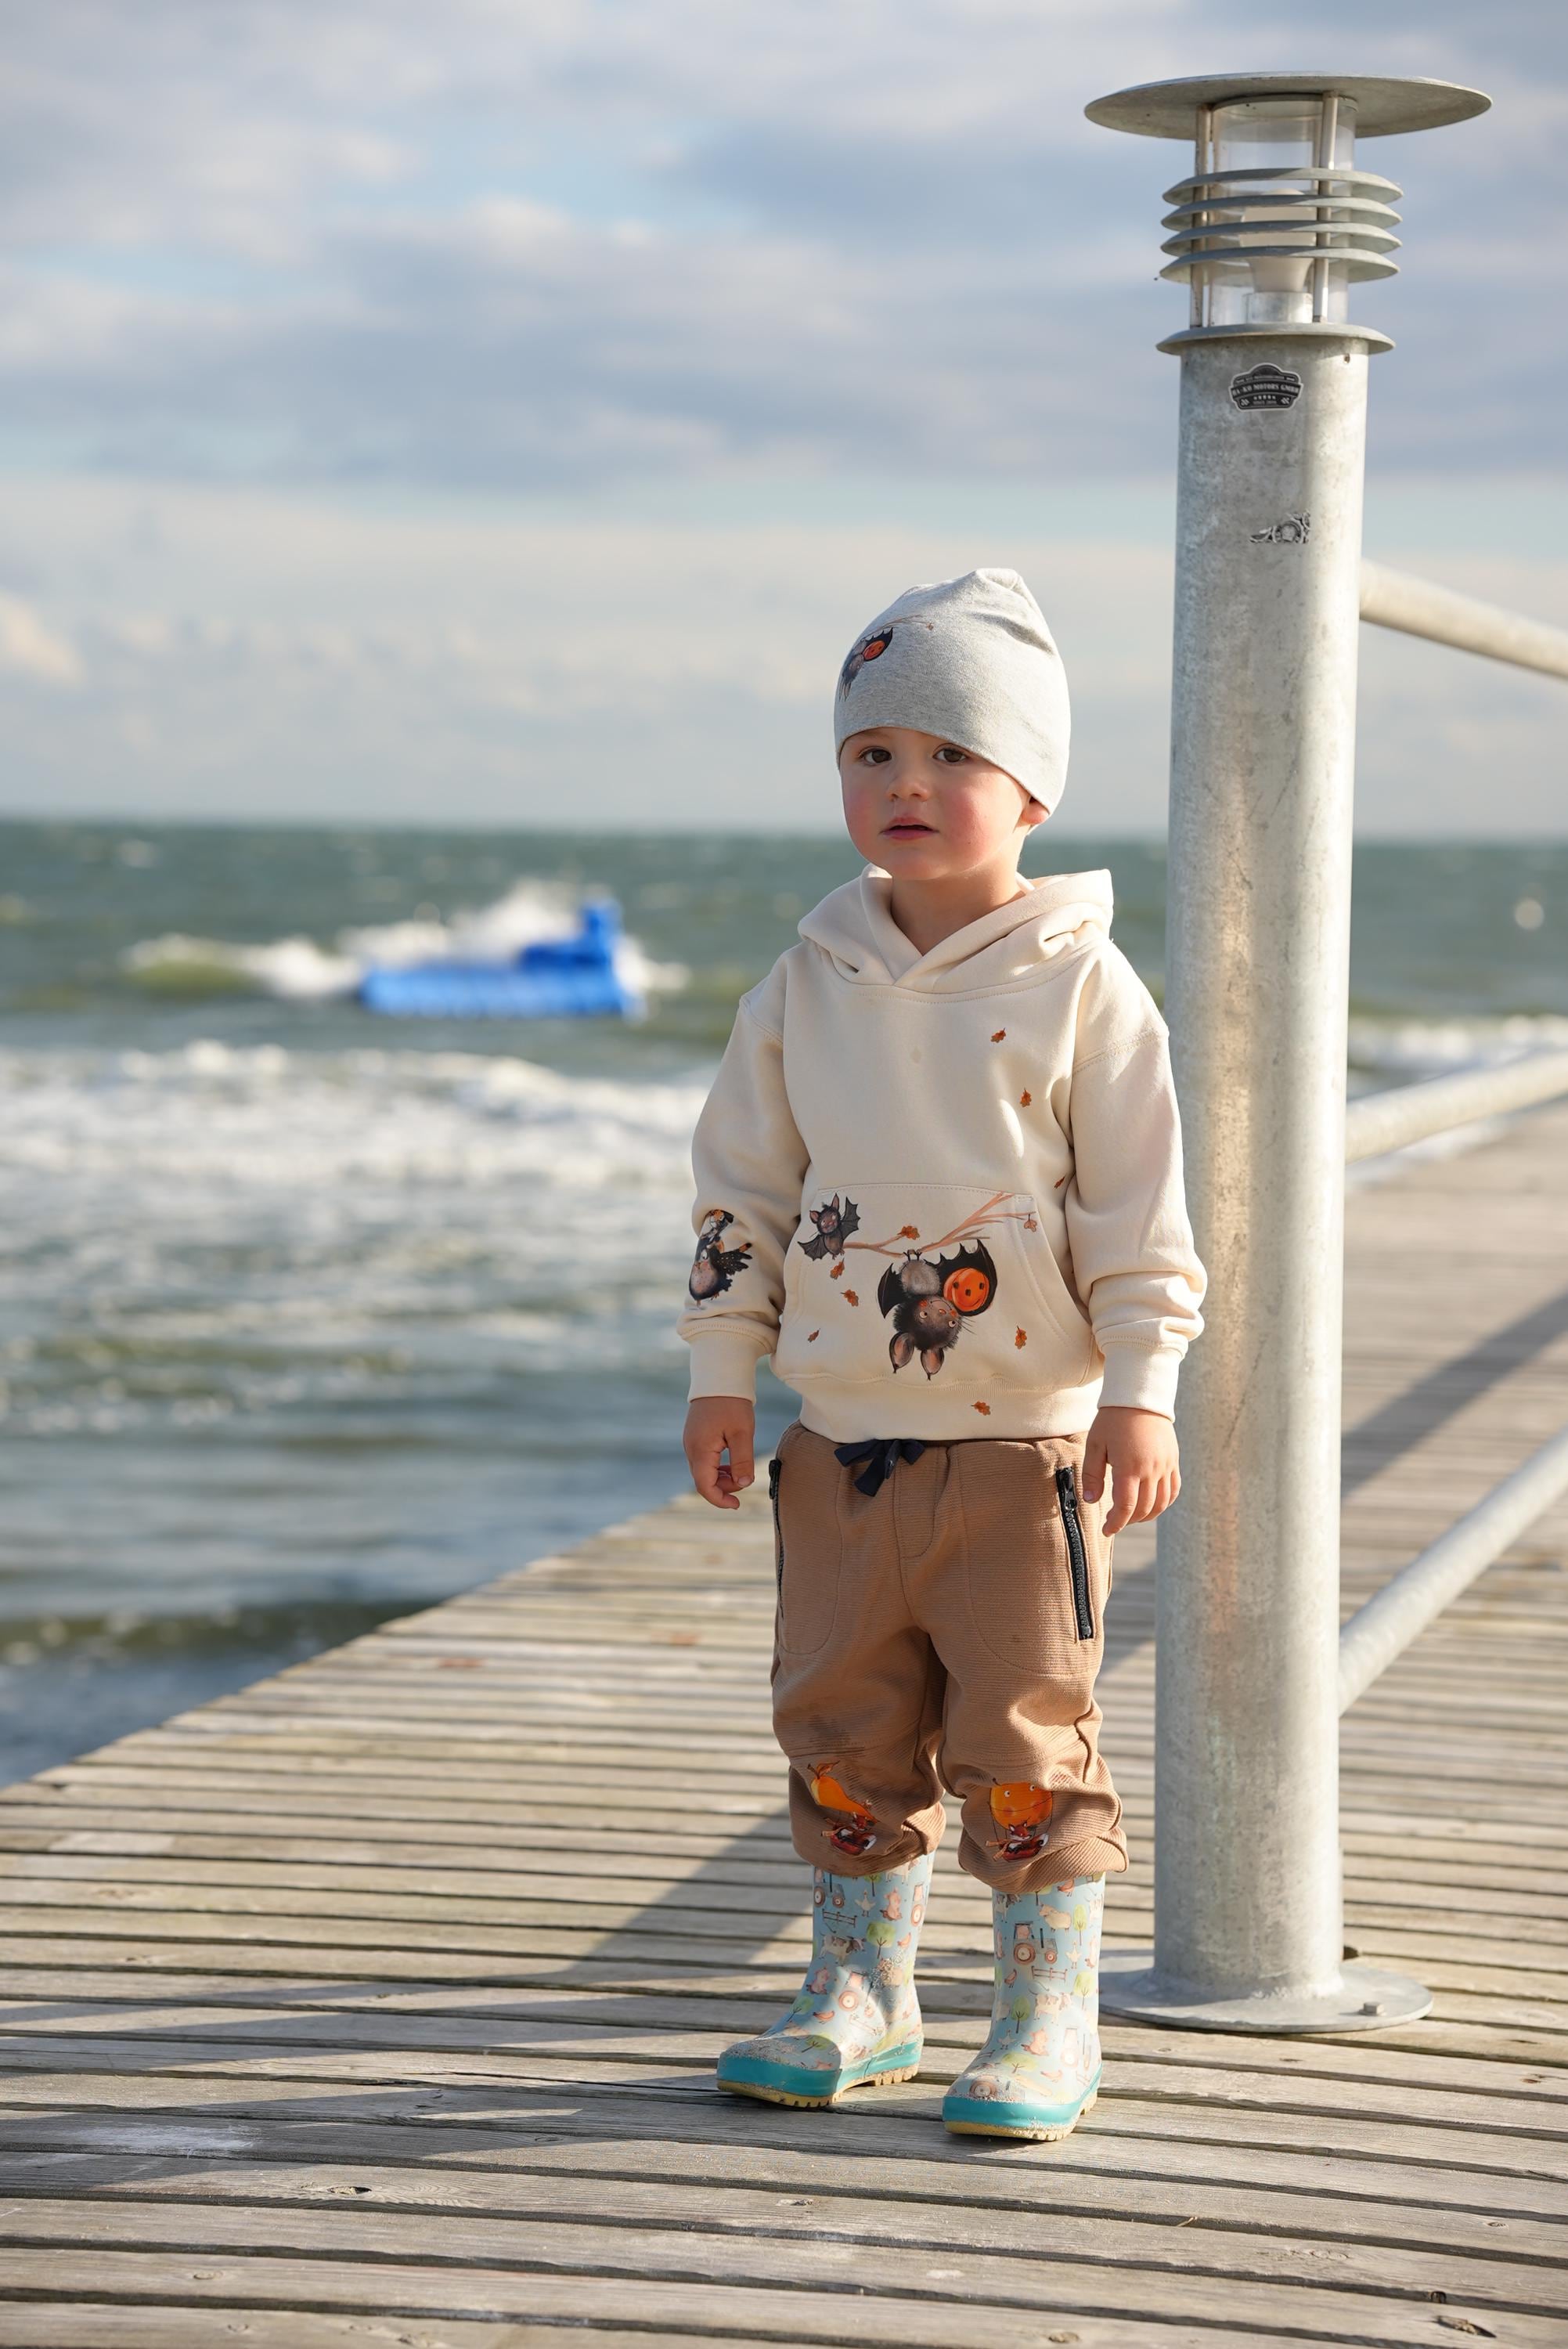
1096 1344 1182 1418
686 1329 771 1402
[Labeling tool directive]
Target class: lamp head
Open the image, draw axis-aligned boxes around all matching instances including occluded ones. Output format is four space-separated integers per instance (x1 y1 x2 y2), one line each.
1086 74 1490 349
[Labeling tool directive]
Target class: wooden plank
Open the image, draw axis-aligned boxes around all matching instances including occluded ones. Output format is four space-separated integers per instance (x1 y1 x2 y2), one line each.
1 2206 1563 2346
3 2002 1564 2141
2 1859 1566 1959
4 2105 1563 2227
0 2317 756 2349
2 2144 1562 2268
6 2080 1566 2225
0 2260 1372 2349
0 2163 1559 2315
2 1964 1564 2074
1 2059 1562 2184
4 1808 1566 1893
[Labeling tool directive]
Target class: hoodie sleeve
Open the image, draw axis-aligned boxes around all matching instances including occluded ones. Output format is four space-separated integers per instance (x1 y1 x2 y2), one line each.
1064 950 1206 1419
679 969 808 1402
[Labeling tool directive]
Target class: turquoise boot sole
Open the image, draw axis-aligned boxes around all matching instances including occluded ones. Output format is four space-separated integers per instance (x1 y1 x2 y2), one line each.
943 2062 1101 2142
716 2035 923 2108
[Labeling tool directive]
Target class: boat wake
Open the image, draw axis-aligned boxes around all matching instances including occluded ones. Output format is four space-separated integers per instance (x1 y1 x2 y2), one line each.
121 879 690 1005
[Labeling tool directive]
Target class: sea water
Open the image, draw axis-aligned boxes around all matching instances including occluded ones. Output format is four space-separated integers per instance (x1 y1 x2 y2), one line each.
0 820 1562 1781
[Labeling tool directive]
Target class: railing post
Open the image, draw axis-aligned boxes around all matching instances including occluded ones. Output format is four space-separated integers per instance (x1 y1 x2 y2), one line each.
1085 72 1488 2030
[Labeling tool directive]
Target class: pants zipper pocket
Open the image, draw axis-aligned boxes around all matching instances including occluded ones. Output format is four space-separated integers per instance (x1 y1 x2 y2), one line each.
769 1456 784 1597
1056 1466 1094 1641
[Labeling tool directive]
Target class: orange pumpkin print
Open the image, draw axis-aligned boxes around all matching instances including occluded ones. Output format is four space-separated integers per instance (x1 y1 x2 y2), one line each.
989 1781 1054 1861
943 1262 993 1313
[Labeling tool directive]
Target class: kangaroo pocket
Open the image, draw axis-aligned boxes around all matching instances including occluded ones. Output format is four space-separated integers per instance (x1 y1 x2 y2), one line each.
774 1180 1095 1395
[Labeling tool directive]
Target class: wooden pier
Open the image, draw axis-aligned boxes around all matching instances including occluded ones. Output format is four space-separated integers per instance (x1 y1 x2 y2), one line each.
0 1106 1566 2346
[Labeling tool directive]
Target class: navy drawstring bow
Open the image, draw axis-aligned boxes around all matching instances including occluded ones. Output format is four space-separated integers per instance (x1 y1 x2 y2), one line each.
834 1437 927 1497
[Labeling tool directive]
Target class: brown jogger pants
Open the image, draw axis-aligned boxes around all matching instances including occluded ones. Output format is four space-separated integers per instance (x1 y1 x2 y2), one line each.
769 1420 1126 1892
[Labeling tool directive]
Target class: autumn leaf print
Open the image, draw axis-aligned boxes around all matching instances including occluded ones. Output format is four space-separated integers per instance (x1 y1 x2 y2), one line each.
898 1224 921 1239
807 1330 820 1343
829 1261 844 1280
842 1289 860 1308
1019 1089 1032 1107
1015 1327 1027 1349
972 1400 992 1416
991 1029 1006 1043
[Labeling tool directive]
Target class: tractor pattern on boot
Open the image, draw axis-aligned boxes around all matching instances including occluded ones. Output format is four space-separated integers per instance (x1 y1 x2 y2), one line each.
752 1861 928 2075
950 1877 1103 2116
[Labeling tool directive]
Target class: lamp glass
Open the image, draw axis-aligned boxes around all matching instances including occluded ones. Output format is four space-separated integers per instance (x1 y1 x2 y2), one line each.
1198 95 1358 328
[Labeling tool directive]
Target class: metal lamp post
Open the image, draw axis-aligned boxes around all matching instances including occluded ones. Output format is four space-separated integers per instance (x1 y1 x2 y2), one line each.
1087 75 1490 2031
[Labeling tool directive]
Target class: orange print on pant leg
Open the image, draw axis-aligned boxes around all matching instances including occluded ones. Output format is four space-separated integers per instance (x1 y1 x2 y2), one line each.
810 1763 878 1857
989 1781 1054 1864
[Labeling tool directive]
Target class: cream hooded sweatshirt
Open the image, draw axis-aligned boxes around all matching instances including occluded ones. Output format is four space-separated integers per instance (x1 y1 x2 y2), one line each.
679 868 1205 1442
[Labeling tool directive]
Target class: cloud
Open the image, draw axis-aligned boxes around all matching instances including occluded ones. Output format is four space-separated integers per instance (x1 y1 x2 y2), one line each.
0 2 1559 490
0 4 1563 832
0 594 82 685
0 470 1563 835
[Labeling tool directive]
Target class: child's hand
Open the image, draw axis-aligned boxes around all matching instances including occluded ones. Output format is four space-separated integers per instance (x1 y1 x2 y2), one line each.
1082 1405 1181 1535
684 1395 755 1511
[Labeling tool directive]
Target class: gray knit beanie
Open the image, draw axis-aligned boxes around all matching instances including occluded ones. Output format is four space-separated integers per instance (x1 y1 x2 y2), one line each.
832 568 1070 814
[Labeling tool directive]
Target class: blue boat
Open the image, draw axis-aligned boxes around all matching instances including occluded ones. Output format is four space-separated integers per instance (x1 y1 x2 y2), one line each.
358 898 643 1019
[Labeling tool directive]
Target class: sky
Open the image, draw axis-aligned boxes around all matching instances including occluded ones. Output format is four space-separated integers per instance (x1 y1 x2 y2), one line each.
0 0 1564 835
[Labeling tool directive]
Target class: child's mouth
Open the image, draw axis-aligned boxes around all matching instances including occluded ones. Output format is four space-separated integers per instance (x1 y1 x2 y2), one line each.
883 821 935 839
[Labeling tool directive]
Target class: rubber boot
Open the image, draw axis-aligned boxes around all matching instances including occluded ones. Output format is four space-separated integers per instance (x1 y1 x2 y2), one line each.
943 1875 1103 2140
716 1854 932 2107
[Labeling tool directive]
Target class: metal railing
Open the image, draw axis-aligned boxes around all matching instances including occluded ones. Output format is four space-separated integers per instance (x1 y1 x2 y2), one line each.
1339 1045 1568 1712
1336 576 1568 1698
1090 68 1568 2036
1339 1423 1568 1712
1344 1045 1568 1164
1361 561 1568 682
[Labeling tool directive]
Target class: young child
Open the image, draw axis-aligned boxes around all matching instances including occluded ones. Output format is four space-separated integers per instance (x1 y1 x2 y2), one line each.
679 568 1205 2142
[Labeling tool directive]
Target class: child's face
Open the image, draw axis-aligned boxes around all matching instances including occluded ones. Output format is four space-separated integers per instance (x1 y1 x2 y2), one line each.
838 726 1042 881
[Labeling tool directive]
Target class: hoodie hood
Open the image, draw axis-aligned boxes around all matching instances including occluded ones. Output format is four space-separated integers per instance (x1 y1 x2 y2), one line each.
798 868 1114 990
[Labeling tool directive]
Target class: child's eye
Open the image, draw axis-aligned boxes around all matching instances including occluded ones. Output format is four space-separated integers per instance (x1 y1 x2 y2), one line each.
860 745 891 764
935 745 968 764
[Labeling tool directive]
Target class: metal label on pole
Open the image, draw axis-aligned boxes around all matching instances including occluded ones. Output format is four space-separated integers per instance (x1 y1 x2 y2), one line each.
1251 514 1312 545
1230 363 1304 410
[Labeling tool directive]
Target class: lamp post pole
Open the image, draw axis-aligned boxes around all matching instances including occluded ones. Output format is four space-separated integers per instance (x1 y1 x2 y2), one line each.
1087 74 1489 2030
